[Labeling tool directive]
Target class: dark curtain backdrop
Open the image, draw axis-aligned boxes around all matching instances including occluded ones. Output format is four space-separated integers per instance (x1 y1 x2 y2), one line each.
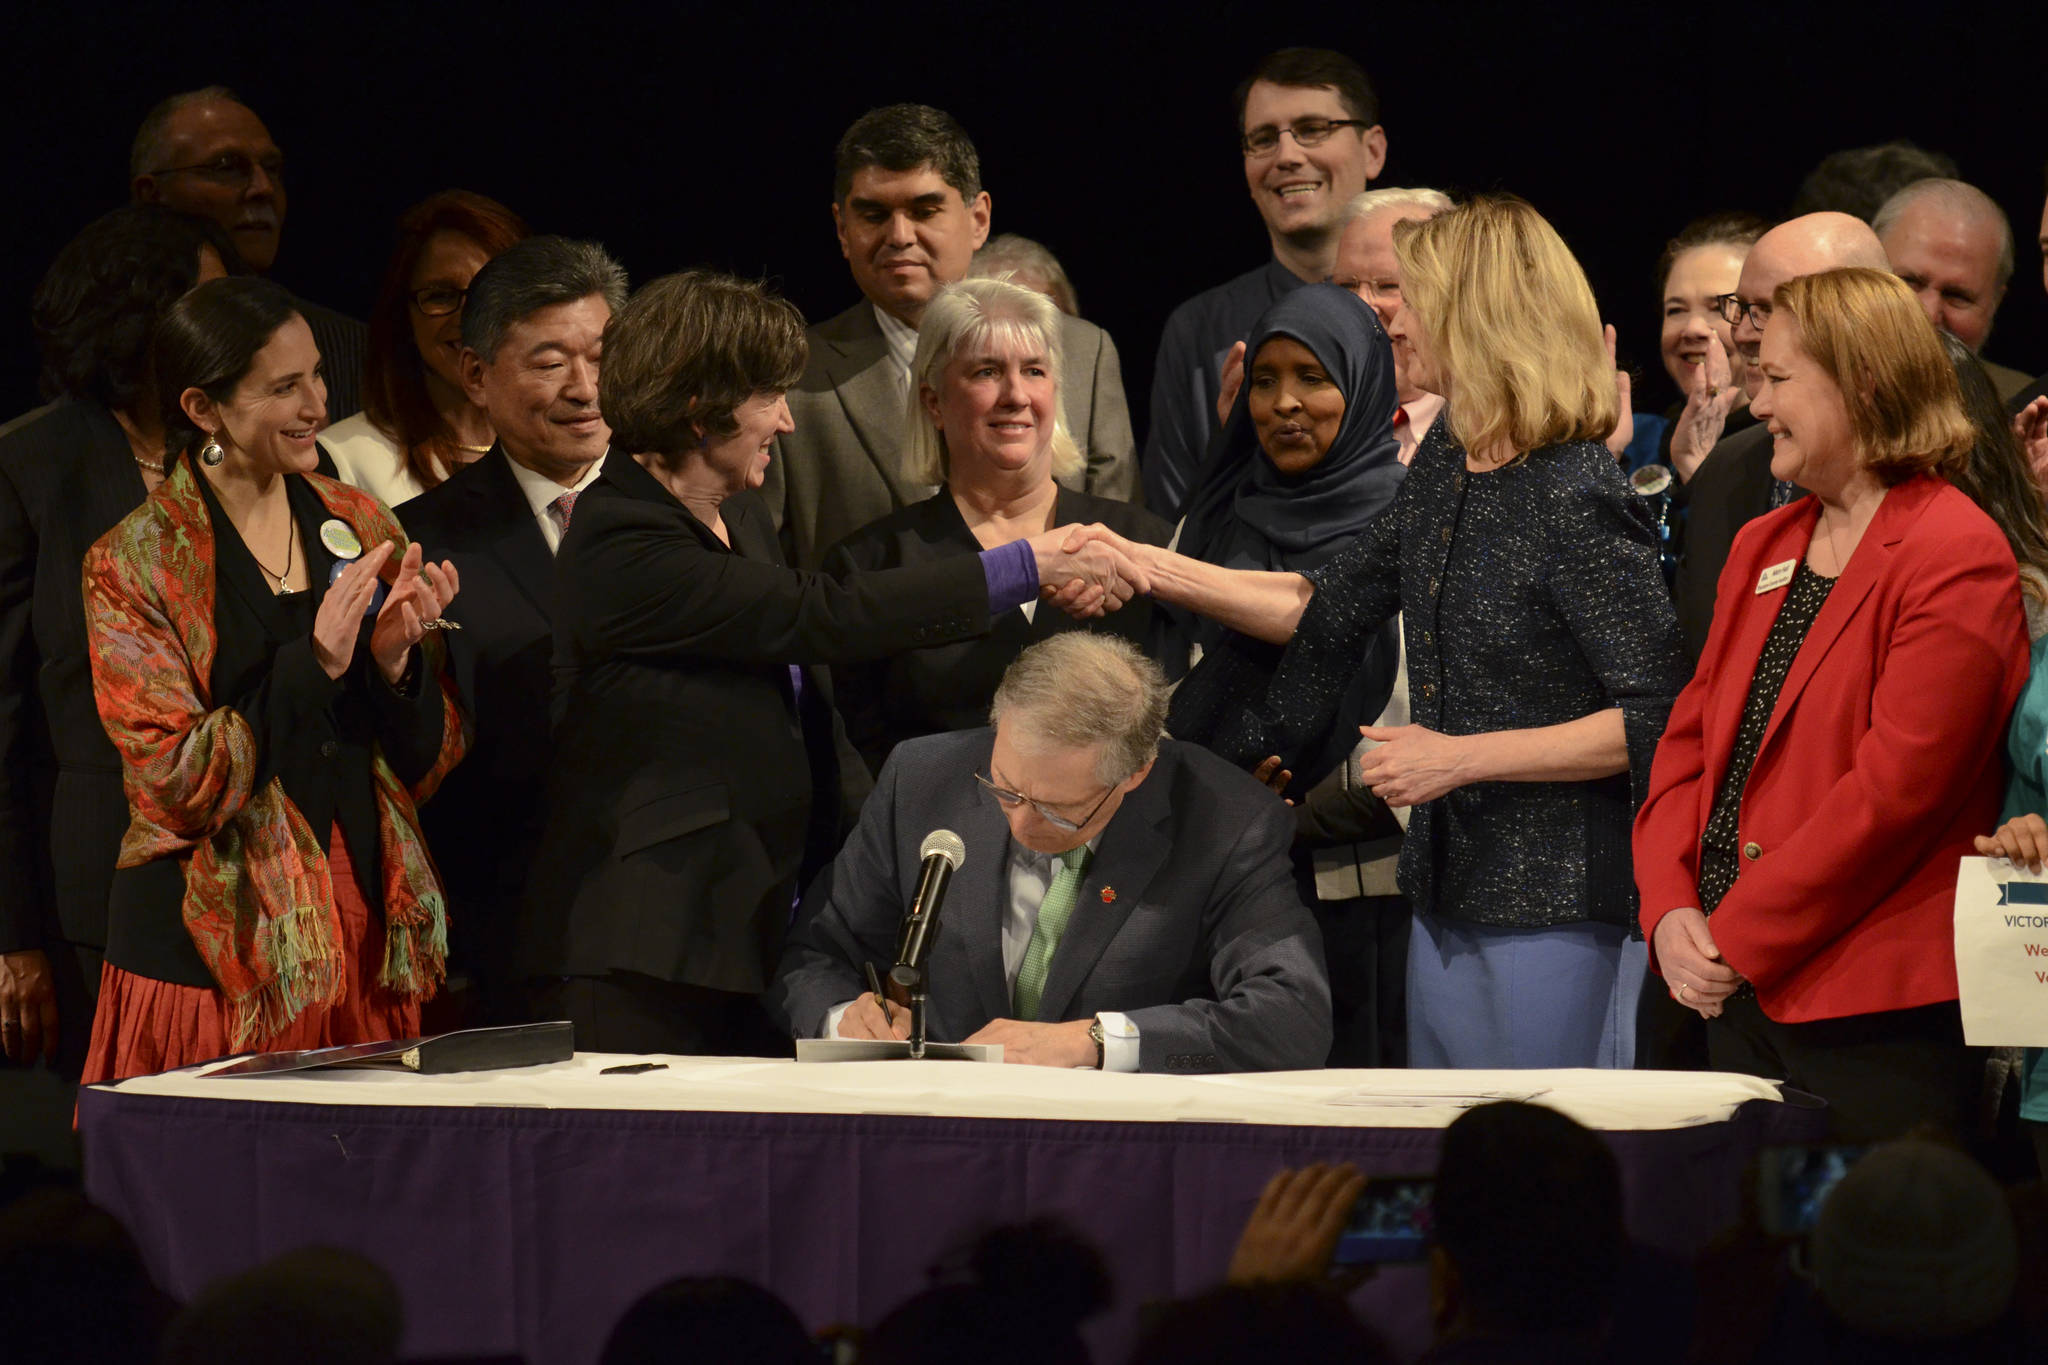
8 0 2047 426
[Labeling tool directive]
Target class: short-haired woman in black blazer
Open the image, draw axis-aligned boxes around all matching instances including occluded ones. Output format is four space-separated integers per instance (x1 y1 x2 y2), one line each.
520 270 1141 1054
824 277 1171 777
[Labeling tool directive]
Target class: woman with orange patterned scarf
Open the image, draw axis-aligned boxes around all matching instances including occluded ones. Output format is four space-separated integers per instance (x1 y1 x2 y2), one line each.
81 277 467 1082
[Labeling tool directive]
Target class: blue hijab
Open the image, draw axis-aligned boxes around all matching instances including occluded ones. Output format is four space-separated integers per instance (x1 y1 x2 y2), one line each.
1176 283 1406 574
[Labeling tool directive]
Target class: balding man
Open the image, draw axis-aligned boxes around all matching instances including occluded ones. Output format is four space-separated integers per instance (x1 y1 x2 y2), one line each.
1875 178 2032 400
1332 187 1451 463
129 86 367 421
1671 212 1892 662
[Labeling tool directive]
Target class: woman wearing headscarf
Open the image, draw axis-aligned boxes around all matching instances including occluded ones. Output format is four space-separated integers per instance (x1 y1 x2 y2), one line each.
1166 283 1411 1067
1167 282 1407 794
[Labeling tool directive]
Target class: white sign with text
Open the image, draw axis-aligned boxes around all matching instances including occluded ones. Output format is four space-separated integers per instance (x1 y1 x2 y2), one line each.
1955 856 2048 1046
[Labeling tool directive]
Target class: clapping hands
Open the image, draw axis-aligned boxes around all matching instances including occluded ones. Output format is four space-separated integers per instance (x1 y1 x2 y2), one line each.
1029 523 1152 619
369 541 462 685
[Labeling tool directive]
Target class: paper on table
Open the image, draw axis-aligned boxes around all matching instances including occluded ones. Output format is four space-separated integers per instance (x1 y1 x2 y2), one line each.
794 1039 1004 1063
1325 1089 1550 1109
1954 856 2048 1046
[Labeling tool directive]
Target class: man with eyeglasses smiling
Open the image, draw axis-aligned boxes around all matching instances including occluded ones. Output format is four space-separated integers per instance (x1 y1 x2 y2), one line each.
129 86 368 422
769 633 1331 1072
1671 212 1891 660
1142 48 1386 519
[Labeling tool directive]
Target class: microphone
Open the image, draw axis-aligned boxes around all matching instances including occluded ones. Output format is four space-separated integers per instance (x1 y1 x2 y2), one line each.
892 829 966 982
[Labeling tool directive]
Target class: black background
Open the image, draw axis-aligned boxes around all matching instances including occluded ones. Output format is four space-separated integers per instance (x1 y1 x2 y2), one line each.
8 0 2047 430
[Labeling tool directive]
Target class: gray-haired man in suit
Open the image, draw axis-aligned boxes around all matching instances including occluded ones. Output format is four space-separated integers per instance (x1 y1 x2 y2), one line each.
768 634 1331 1073
760 103 1138 568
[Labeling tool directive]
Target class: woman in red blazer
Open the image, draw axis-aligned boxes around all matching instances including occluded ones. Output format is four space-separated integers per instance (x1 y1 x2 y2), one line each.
1634 268 2028 1141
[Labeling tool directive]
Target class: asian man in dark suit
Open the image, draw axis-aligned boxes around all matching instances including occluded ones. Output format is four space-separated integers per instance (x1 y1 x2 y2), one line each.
395 235 626 1021
768 633 1332 1073
759 103 1139 569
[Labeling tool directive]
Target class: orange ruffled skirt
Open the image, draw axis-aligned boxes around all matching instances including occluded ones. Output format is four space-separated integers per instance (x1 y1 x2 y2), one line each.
83 826 421 1085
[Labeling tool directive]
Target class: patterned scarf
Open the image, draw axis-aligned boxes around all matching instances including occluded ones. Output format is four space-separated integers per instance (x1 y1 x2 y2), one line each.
83 460 467 1047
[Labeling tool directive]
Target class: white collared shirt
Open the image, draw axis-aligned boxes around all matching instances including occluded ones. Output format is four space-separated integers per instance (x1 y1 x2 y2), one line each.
507 450 607 555
873 304 920 391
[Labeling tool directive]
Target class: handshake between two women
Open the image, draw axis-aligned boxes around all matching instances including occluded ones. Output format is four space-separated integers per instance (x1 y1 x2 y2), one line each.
1029 523 1155 619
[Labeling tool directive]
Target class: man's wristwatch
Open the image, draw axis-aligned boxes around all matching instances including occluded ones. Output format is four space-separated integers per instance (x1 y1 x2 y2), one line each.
1088 1018 1105 1069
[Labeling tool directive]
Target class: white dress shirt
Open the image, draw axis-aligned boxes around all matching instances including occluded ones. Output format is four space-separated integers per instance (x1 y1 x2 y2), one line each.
873 304 920 394
823 830 1140 1070
507 451 607 555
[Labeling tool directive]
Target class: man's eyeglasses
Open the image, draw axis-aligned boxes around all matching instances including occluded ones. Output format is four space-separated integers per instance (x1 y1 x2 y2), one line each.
975 770 1116 833
1332 275 1401 304
1714 293 1772 330
411 287 469 318
1241 118 1370 157
149 153 286 190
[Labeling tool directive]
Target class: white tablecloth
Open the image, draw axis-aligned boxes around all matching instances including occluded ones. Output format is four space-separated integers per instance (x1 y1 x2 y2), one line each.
102 1055 1784 1130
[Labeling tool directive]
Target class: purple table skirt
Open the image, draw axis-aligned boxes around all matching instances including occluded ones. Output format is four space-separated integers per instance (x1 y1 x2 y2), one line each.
78 1089 1821 1365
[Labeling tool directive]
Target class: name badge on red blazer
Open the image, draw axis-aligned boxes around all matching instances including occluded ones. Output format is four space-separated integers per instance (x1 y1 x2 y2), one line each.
1755 559 1797 594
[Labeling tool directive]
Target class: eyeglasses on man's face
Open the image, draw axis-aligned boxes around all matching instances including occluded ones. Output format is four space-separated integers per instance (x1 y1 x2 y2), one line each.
1241 117 1369 157
975 769 1116 833
1713 293 1773 331
151 152 286 190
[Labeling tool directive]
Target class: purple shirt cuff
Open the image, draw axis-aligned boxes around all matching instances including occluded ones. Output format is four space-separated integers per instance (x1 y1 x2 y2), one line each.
980 540 1039 614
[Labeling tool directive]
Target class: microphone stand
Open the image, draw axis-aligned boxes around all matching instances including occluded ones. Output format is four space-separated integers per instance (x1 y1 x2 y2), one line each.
889 962 930 1059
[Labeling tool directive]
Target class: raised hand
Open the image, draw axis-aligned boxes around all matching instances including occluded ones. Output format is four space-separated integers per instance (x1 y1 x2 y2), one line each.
1216 339 1248 427
370 542 462 685
1226 1163 1367 1286
2014 397 2048 487
1670 333 1740 481
313 540 395 679
1602 324 1635 458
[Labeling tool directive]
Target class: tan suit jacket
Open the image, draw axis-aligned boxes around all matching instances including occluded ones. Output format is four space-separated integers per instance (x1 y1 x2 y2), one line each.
762 301 1138 567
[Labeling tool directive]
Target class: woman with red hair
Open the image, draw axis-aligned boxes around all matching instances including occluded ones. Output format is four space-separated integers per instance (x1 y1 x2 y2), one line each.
325 190 528 506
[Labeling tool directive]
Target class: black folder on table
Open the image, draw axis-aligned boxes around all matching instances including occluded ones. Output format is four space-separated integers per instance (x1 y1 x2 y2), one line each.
204 1021 574 1078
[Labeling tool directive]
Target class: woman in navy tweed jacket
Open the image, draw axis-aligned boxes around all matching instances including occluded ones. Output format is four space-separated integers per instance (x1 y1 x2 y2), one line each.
1072 196 1688 1069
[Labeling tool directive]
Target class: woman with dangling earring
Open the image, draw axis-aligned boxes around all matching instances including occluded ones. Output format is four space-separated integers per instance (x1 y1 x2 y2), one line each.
79 276 470 1082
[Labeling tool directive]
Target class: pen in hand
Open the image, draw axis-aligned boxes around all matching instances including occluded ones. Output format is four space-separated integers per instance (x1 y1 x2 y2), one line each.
864 961 895 1027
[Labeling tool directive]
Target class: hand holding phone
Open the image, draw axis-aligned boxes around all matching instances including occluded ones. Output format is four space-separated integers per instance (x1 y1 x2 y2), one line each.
1227 1163 1368 1284
1333 1176 1436 1265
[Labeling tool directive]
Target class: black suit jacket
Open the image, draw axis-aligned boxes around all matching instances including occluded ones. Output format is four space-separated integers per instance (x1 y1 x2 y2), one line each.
1672 422 1790 663
767 730 1333 1073
518 455 994 995
395 447 557 992
0 402 152 953
822 487 1173 775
